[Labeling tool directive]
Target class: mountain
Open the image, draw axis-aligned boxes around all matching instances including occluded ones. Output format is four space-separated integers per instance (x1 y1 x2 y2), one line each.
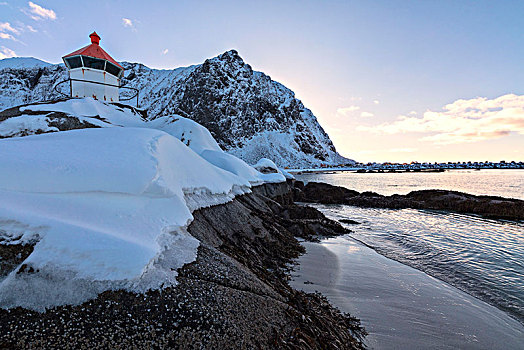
0 57 52 70
0 51 351 167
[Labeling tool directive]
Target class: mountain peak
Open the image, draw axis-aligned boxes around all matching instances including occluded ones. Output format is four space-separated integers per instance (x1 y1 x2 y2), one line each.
216 49 242 62
202 49 251 73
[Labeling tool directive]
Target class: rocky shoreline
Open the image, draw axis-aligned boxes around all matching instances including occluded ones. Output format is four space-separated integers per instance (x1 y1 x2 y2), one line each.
2 179 520 348
294 181 524 221
0 181 366 349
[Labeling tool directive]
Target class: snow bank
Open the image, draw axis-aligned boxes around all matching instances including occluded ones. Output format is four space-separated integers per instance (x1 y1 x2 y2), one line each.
0 115 59 138
0 127 252 310
149 115 286 185
253 158 291 183
0 99 288 310
20 98 147 128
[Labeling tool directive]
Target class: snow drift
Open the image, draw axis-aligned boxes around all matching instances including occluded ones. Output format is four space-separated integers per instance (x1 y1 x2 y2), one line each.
0 99 286 310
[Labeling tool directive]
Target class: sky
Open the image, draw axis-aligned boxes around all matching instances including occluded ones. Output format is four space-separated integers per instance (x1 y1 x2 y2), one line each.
1 0 523 163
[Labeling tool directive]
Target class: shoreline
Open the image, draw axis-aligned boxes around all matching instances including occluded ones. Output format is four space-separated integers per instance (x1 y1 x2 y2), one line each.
287 168 524 175
291 235 524 349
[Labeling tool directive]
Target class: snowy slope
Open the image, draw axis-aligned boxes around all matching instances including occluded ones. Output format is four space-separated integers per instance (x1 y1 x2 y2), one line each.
148 115 286 185
0 57 51 70
0 51 352 167
0 99 289 310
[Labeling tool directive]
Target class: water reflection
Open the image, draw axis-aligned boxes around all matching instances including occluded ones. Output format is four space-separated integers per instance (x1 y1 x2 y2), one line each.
313 204 524 324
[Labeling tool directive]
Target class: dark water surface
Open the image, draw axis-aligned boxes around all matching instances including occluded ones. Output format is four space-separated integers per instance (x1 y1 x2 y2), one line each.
295 171 524 323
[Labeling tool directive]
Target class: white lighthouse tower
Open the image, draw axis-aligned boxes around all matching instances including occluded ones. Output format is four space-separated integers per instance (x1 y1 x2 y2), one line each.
62 32 123 102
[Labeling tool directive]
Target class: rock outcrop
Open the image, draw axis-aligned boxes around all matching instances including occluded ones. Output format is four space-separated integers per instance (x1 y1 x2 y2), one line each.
294 181 524 221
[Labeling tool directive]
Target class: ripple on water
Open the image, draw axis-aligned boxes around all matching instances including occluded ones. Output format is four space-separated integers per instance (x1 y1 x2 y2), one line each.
312 204 524 324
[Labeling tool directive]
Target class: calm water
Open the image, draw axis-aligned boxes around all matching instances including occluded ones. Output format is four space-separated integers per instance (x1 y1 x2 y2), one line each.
291 237 524 349
296 169 524 200
295 170 524 324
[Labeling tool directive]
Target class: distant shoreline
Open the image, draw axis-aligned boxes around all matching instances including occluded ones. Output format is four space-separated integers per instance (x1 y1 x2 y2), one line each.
287 167 524 175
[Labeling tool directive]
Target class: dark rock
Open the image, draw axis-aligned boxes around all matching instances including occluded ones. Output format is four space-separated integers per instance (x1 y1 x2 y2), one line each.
299 182 359 204
295 182 524 221
0 244 34 277
339 219 360 225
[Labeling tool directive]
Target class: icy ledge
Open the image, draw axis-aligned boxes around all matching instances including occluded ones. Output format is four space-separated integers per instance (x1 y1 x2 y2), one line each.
0 126 273 311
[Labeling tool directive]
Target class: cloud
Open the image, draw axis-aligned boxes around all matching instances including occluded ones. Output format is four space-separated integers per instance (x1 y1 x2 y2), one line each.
25 25 37 33
337 105 360 116
390 148 418 153
0 32 16 41
360 111 374 118
0 46 16 59
122 18 133 27
373 100 380 105
0 22 20 35
408 110 417 115
357 94 524 145
162 48 169 55
26 2 56 20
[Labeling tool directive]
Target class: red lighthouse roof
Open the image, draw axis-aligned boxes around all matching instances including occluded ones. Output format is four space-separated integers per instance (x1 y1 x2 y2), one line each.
63 31 123 69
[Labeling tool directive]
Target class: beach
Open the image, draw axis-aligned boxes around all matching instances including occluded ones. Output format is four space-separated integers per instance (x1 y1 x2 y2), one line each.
291 236 524 349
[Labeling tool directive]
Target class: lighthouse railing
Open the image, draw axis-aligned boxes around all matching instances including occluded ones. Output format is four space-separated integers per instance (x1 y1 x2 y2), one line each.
53 78 139 107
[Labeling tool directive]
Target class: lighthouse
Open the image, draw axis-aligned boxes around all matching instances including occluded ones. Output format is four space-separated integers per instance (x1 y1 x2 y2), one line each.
62 32 123 102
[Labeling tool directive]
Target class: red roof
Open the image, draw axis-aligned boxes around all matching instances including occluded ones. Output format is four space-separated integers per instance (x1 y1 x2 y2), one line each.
63 32 123 69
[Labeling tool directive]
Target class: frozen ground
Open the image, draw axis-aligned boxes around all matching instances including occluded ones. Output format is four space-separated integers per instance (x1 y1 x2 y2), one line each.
291 236 524 350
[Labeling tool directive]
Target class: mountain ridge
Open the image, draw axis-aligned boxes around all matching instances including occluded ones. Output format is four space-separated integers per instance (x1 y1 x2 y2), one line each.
0 50 351 167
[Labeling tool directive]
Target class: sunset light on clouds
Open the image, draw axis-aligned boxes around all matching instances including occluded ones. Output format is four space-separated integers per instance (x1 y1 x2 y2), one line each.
358 94 524 145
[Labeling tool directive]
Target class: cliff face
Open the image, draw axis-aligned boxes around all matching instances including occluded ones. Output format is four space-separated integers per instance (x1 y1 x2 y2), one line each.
0 51 351 167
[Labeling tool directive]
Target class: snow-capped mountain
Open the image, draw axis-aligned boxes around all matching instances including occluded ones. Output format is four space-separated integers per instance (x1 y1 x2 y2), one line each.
0 57 51 70
0 50 351 167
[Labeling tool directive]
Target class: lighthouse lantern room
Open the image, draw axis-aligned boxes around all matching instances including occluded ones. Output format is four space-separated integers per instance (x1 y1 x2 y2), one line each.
62 32 123 102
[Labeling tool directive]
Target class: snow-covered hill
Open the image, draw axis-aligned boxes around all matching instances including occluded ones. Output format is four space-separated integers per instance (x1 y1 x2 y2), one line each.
0 57 51 70
0 98 287 310
0 51 352 167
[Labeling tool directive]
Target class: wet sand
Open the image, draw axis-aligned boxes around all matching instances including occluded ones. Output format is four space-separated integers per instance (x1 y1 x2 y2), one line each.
291 236 524 350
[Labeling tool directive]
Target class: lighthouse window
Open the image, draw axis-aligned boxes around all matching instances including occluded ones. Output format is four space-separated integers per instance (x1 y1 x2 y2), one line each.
82 56 105 70
105 61 122 77
64 56 82 69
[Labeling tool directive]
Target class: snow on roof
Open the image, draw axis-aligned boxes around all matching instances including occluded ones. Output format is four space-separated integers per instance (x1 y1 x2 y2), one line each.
0 98 286 310
63 32 123 69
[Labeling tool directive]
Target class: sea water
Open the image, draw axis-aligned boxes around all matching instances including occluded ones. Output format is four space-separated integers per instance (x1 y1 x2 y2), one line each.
291 170 524 346
296 169 524 200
